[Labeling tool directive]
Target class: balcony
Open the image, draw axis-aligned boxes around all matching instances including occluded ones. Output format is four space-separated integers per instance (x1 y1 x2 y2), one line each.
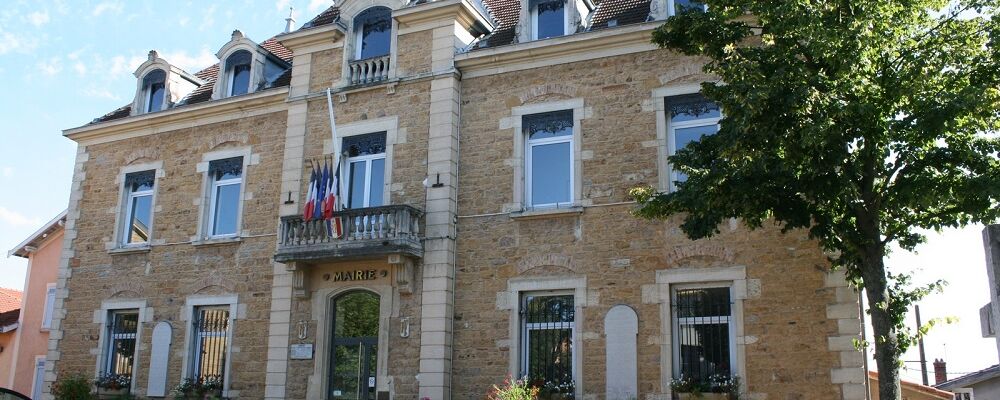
274 204 423 264
348 55 390 86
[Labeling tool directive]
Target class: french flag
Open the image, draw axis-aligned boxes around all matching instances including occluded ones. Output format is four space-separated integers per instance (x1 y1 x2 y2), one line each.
323 162 343 237
303 166 317 222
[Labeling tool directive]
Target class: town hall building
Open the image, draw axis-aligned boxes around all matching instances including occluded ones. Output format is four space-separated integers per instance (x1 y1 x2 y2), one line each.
42 0 866 399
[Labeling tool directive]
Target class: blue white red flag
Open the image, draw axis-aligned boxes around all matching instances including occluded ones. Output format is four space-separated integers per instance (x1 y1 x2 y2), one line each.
303 166 316 222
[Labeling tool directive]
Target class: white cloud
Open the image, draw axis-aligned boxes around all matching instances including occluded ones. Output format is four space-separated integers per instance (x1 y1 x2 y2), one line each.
37 57 62 76
178 16 190 27
27 10 49 27
0 29 39 55
92 1 124 17
82 87 121 101
1 167 12 178
0 207 41 228
73 61 87 76
158 48 216 72
308 0 330 13
109 54 145 77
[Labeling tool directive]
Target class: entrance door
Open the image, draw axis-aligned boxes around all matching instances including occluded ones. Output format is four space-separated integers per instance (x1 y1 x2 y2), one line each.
329 291 380 400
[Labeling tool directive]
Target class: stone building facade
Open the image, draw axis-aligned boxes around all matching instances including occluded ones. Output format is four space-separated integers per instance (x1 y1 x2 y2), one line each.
45 0 866 399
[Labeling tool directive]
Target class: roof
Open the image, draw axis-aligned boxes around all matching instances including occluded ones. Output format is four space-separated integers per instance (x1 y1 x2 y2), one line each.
867 371 952 399
0 288 22 314
90 37 293 125
299 5 341 30
936 364 1000 391
473 0 652 50
7 210 67 258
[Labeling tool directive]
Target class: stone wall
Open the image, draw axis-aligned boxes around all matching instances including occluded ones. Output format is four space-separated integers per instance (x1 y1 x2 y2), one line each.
52 111 287 399
453 49 852 400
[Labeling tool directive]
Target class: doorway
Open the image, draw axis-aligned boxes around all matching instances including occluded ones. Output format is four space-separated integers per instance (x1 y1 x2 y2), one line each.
329 291 380 400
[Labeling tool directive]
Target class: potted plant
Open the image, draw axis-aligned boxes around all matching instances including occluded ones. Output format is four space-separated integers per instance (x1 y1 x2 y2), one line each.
669 375 740 400
528 376 575 400
172 377 224 400
487 376 539 400
94 374 131 398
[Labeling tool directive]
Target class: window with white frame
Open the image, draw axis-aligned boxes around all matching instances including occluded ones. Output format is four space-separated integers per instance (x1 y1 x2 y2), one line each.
669 0 707 15
524 110 574 208
103 310 139 383
207 157 243 237
225 50 253 97
531 0 569 40
672 286 734 384
354 7 392 60
189 306 231 386
121 170 155 246
520 292 575 396
41 283 56 330
665 93 720 187
344 132 387 209
32 357 46 400
141 69 166 113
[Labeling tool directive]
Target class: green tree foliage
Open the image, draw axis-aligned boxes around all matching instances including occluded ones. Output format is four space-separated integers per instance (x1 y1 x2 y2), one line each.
634 1 1000 398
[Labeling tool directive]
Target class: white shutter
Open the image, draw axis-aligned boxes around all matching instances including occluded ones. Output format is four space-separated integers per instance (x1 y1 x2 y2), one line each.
32 358 46 399
41 285 56 329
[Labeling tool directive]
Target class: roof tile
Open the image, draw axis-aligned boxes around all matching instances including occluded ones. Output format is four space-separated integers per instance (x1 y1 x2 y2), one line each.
0 288 22 314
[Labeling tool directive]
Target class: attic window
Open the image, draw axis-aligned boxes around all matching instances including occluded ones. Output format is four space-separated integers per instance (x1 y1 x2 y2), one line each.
142 69 166 113
672 0 707 14
226 50 253 96
354 7 392 60
531 0 567 40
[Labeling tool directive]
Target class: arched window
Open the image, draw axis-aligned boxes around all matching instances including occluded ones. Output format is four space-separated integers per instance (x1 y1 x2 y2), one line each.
141 69 166 113
225 50 253 96
329 291 380 400
354 7 392 60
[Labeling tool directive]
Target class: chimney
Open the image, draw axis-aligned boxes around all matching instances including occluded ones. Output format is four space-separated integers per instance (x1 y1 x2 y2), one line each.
284 7 296 33
934 358 948 385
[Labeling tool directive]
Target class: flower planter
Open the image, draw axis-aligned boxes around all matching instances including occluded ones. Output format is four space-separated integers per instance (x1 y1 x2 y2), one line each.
676 393 730 400
178 392 223 400
96 388 129 399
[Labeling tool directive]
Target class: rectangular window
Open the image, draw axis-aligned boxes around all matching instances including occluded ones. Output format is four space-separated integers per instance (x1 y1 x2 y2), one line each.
104 310 139 380
190 306 231 385
520 293 575 395
524 110 573 208
672 286 734 383
344 132 387 209
207 157 243 237
532 0 567 40
41 284 56 330
147 82 165 113
672 0 707 14
665 94 720 187
229 64 251 96
122 170 155 245
32 358 46 400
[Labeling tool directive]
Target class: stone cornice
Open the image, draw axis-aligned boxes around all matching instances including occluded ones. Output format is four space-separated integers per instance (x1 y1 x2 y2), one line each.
393 0 494 35
274 24 345 53
64 88 289 146
455 22 661 78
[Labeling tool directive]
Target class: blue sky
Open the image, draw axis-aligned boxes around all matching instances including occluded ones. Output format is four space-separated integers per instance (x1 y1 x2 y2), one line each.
0 0 995 387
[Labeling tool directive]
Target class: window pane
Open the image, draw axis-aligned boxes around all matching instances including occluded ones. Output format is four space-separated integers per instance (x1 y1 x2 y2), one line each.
230 64 251 96
674 287 732 383
523 295 574 393
535 1 565 39
210 157 243 181
675 288 731 317
349 161 367 209
672 124 718 183
213 183 241 235
525 110 573 140
674 0 706 13
334 291 380 338
107 311 138 377
127 194 152 244
368 158 385 207
147 83 164 112
530 142 571 206
667 94 720 123
193 307 230 383
360 20 391 59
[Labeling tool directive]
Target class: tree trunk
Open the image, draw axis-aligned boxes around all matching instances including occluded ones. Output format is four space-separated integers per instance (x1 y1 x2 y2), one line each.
861 243 902 400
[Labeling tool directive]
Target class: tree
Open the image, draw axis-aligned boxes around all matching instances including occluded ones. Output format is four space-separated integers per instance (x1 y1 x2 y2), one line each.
632 1 1000 399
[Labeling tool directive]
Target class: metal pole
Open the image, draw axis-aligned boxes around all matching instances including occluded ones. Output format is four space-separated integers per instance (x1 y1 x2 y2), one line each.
916 305 929 385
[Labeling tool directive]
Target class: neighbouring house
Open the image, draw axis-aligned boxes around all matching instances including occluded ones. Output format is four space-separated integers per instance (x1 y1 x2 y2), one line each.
867 371 952 400
42 1 867 399
0 288 23 391
936 364 1000 400
5 211 65 398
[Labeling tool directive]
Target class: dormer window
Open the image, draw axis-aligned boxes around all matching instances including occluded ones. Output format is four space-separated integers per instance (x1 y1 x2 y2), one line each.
354 7 392 60
225 50 252 96
670 0 707 14
532 0 568 40
142 69 166 113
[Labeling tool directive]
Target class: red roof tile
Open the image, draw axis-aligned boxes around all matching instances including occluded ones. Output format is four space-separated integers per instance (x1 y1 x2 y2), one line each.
0 288 23 314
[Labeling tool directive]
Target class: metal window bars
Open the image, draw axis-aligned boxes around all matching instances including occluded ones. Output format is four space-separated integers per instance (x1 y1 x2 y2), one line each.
192 307 231 387
521 294 575 398
105 310 139 378
672 287 733 385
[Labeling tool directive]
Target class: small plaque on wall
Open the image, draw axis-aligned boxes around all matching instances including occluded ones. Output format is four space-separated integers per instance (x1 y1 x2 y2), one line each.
290 343 314 359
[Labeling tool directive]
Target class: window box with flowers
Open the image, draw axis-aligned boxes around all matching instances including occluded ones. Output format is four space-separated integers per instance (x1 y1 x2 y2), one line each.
171 377 223 400
669 375 740 400
94 374 131 399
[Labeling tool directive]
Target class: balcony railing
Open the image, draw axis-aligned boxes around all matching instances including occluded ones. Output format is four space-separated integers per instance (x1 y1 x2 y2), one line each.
348 55 390 86
275 204 423 263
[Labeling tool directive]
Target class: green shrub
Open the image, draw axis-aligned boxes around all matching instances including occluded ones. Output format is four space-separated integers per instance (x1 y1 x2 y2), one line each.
488 376 538 400
51 374 96 400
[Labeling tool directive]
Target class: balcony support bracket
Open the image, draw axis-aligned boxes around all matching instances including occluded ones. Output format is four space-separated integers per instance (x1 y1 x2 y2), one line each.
285 261 311 299
390 254 416 295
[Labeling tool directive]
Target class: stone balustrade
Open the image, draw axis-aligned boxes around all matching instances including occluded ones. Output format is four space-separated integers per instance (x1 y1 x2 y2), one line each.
348 55 391 85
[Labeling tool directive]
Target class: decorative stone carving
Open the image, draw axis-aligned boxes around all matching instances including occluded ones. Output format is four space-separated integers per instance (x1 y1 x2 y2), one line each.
125 148 160 165
389 254 415 294
664 244 736 265
207 132 249 150
285 262 310 299
517 253 574 274
519 84 579 105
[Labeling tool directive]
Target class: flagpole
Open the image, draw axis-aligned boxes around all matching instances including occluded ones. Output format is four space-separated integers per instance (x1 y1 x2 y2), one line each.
326 88 346 210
